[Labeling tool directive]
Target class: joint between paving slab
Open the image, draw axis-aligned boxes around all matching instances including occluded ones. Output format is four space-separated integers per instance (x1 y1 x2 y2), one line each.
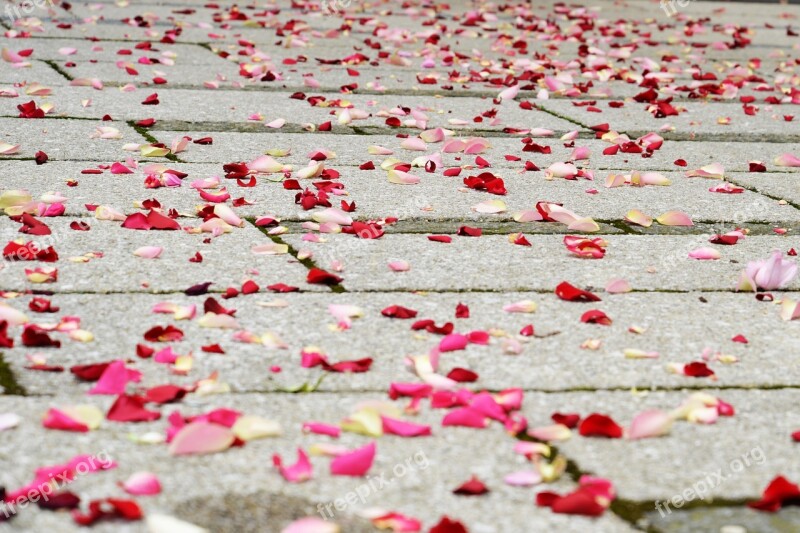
0 352 28 396
248 218 347 293
517 433 754 531
515 433 649 530
535 104 590 130
128 120 185 163
273 219 800 236
42 59 74 81
726 177 800 212
0 114 98 121
225 382 800 396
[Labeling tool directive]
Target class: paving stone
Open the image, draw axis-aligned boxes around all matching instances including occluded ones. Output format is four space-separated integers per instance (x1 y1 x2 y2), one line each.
11 160 785 224
281 233 800 292
539 100 799 141
519 389 800 504
647 506 800 533
268 168 800 224
0 216 314 294
149 130 800 176
4 290 797 395
0 87 582 134
0 59 66 85
52 60 241 87
0 118 141 161
0 392 635 533
728 172 800 207
2 0 800 530
0 160 218 216
0 37 225 65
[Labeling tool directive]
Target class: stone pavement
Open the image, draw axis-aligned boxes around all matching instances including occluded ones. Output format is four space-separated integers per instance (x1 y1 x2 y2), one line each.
0 0 799 532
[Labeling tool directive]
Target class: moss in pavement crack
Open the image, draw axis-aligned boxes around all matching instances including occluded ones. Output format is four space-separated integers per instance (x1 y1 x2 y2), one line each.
127 121 183 163
0 353 27 396
248 219 347 293
43 60 74 81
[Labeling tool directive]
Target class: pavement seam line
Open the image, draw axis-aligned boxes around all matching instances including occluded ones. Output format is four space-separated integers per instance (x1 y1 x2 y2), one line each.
127 120 185 163
247 218 347 293
42 59 75 81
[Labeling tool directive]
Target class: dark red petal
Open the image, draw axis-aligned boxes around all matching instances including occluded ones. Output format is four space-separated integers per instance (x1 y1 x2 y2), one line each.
578 413 623 438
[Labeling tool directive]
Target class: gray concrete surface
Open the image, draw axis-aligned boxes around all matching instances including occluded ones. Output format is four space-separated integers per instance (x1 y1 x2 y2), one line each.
1 0 799 532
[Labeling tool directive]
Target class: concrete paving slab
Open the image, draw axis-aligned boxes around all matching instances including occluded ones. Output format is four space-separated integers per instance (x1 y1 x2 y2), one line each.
0 392 635 533
281 233 800 292
520 388 800 504
0 87 582 134
0 118 141 161
4 289 799 396
0 216 314 294
539 100 800 142
0 60 67 85
148 130 800 176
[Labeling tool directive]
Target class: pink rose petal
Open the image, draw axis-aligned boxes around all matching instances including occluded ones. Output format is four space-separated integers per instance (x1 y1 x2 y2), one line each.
330 441 376 477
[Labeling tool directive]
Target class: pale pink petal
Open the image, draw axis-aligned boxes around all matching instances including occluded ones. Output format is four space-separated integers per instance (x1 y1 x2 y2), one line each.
312 208 353 225
464 138 490 154
368 145 394 155
400 137 427 151
388 260 410 272
624 210 652 227
688 247 721 260
775 153 800 167
503 300 537 313
281 517 340 533
168 422 236 456
387 169 421 185
567 217 600 233
0 413 21 432
570 146 591 161
504 470 542 487
442 139 466 153
685 163 724 179
628 409 672 439
780 299 800 321
420 127 447 143
545 162 578 179
134 246 163 259
498 84 520 100
0 142 21 155
656 211 693 226
605 278 632 293
248 155 284 173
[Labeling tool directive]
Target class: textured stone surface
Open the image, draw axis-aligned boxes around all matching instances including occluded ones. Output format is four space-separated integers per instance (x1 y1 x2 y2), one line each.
2 0 800 531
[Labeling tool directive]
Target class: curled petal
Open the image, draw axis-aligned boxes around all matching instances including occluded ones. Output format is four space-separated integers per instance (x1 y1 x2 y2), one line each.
628 409 672 439
688 247 720 260
775 153 800 167
656 211 693 226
